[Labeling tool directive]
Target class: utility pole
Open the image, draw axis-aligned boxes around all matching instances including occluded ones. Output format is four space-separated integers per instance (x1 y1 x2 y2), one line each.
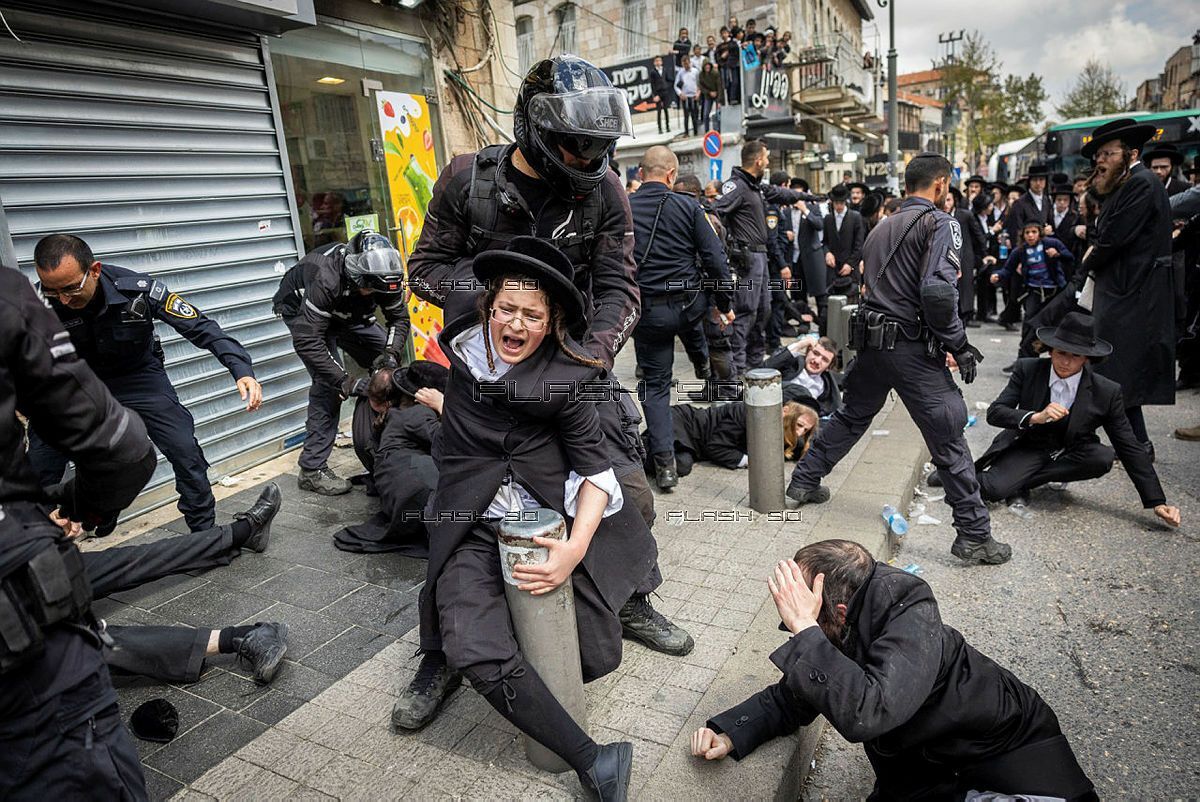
878 0 898 194
938 30 964 169
938 30 964 65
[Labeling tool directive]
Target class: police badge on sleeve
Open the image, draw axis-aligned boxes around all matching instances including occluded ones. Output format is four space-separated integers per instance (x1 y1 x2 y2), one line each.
722 180 737 195
164 293 199 319
949 218 963 250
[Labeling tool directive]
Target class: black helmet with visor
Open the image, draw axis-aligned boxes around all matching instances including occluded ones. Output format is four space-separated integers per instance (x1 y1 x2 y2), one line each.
342 230 404 294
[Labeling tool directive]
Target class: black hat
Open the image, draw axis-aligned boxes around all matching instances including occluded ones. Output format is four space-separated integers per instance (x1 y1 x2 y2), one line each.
847 181 869 194
770 170 791 186
986 181 1008 194
828 184 850 202
392 361 450 398
948 185 963 201
859 191 884 218
130 699 179 743
789 177 810 192
971 193 992 214
1080 117 1157 160
1050 183 1074 198
786 393 822 416
1036 311 1113 359
1051 171 1070 186
1027 162 1051 178
1143 142 1184 166
473 236 587 333
964 174 986 187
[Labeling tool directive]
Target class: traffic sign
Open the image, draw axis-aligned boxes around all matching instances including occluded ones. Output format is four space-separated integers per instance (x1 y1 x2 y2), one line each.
702 131 723 158
709 158 723 181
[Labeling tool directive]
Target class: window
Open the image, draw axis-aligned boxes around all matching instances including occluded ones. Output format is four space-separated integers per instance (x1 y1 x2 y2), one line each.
674 0 699 43
554 4 577 55
516 16 535 74
622 0 649 58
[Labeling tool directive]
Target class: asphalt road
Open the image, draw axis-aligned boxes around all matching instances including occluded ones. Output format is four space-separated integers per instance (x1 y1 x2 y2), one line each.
801 323 1200 799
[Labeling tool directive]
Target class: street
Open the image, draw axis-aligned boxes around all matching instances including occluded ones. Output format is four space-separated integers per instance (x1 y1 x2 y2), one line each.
802 323 1200 799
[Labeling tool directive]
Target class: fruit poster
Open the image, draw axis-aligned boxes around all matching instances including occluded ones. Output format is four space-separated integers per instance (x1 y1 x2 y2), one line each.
375 91 446 365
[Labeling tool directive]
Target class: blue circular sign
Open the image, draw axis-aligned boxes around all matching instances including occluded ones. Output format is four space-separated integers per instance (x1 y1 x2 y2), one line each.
702 131 722 158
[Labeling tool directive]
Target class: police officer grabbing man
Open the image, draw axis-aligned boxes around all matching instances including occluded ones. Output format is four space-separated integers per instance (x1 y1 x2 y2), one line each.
273 231 409 496
715 140 816 378
785 153 1011 566
31 234 261 533
1 265 157 798
630 145 733 490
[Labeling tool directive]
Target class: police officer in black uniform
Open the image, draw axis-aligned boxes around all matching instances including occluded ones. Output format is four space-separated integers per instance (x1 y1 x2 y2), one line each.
31 234 260 533
630 145 733 490
0 265 157 799
273 231 409 496
715 140 816 377
396 55 693 732
785 154 1012 566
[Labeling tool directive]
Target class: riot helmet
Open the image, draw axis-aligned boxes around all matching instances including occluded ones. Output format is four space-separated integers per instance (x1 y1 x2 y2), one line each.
343 231 404 294
514 55 633 200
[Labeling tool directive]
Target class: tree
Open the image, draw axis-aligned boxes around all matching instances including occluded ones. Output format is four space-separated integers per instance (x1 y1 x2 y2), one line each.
1056 60 1127 119
978 73 1049 147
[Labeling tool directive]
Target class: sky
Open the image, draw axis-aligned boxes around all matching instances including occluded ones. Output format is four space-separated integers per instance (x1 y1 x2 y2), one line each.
864 0 1195 120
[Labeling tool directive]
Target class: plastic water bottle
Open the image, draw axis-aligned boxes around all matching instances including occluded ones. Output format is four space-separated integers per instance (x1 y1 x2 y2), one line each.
998 233 1009 261
881 504 908 536
965 415 977 429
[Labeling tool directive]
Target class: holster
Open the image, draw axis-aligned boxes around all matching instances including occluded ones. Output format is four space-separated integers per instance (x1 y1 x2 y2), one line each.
848 310 898 352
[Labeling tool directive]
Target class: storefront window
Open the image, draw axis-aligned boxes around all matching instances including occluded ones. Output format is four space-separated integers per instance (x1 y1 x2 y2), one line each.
271 22 439 255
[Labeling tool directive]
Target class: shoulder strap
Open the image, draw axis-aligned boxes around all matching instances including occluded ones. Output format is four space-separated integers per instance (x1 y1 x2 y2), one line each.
875 206 936 280
465 145 506 254
635 194 672 269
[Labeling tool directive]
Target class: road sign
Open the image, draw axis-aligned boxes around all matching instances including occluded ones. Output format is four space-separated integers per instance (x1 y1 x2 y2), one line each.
709 158 723 182
702 131 723 158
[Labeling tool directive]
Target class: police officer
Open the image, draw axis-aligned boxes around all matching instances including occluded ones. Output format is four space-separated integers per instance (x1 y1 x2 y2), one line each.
765 170 797 349
630 145 733 490
31 234 261 533
397 55 693 732
273 230 409 496
715 140 815 378
0 265 157 799
785 153 1012 566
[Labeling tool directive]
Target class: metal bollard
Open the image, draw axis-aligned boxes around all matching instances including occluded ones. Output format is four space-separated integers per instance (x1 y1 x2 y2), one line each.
744 368 785 512
497 508 588 773
839 303 858 363
826 294 848 352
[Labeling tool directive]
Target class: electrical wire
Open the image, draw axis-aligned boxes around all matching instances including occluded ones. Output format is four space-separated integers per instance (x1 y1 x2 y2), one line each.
444 69 513 113
571 3 675 47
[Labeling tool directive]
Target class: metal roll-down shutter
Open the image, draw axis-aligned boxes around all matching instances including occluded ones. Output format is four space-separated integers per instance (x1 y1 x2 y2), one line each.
0 6 307 514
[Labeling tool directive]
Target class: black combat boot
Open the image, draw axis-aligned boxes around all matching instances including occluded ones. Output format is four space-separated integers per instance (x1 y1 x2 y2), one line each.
619 593 694 655
391 650 462 731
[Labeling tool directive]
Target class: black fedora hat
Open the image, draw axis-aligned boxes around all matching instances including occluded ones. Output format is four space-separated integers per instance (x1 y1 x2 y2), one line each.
1036 311 1112 359
1080 117 1157 160
1143 142 1184 166
971 193 992 214
1027 162 1051 178
786 392 821 416
859 191 884 218
473 236 587 334
789 177 810 192
986 181 1008 194
1050 183 1074 198
828 184 850 202
964 173 986 187
392 360 449 398
131 699 179 743
847 181 869 194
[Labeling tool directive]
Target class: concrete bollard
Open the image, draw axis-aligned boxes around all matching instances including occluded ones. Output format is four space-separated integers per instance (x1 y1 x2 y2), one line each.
497 508 588 773
744 368 785 513
826 294 848 353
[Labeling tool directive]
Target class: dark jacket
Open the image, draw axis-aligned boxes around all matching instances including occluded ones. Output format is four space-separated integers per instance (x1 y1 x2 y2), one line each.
629 182 731 312
714 167 807 250
51 263 253 383
823 207 865 292
707 563 1095 800
1164 175 1190 197
1051 207 1083 264
762 348 841 415
672 37 692 65
1004 191 1051 244
418 312 656 654
697 67 723 102
666 401 748 468
977 358 1164 507
1084 162 1176 406
406 144 639 371
953 206 978 314
649 66 671 103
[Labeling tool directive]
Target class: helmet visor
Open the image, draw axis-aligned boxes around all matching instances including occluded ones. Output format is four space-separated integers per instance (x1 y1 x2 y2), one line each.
344 247 403 281
526 88 633 139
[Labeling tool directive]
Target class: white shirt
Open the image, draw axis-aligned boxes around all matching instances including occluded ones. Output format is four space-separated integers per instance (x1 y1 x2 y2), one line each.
790 369 825 400
834 208 846 231
1032 193 1044 211
451 325 623 519
674 66 699 96
1049 368 1082 410
1053 209 1067 228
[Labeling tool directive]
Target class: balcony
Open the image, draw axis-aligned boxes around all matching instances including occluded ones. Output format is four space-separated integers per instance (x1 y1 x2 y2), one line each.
788 33 875 120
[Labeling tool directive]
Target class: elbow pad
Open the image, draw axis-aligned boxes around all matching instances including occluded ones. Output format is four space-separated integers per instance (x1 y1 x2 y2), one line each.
919 283 958 330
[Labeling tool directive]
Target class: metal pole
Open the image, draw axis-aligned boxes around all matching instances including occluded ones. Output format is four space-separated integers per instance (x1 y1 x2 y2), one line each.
880 0 899 194
497 508 588 773
744 368 784 512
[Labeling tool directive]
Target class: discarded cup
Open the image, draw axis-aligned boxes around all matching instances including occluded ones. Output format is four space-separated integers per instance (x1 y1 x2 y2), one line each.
881 504 908 536
916 514 942 526
1008 500 1033 520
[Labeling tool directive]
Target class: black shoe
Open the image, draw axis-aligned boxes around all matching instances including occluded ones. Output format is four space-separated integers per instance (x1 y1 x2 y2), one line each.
692 359 712 380
619 594 694 655
298 467 351 496
927 470 943 488
653 455 679 491
235 483 281 553
234 622 289 684
391 650 462 731
1002 322 1017 332
950 536 1013 565
579 742 633 802
785 481 830 505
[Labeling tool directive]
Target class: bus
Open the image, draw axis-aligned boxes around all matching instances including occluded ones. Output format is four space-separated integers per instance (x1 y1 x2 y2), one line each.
986 136 1035 184
1008 109 1200 182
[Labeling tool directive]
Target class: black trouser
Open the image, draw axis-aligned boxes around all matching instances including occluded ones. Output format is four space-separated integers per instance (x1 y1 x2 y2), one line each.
1018 286 1058 358
977 441 1114 502
285 316 387 472
730 251 770 376
84 526 235 599
998 271 1022 324
104 625 210 685
27 367 215 532
680 96 700 136
633 292 709 458
790 339 991 542
656 99 671 133
975 267 997 319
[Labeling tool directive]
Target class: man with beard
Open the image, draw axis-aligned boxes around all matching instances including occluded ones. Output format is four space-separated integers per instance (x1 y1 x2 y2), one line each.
962 173 986 210
1080 118 1176 459
1144 143 1191 196
691 540 1096 800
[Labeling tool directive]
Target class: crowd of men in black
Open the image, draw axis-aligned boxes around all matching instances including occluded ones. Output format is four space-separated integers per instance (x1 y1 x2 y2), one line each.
1 46 1192 801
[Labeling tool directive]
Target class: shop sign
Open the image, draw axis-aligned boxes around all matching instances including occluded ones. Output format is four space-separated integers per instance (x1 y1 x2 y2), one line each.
743 64 791 120
344 213 379 237
603 57 659 114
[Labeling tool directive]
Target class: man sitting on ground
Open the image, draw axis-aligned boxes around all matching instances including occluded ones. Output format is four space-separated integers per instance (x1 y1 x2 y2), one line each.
691 539 1097 801
763 336 841 415
930 312 1182 526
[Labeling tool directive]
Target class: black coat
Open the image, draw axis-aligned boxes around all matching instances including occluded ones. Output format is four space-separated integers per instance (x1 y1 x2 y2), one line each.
1051 208 1084 274
954 207 978 314
1084 162 1176 406
823 208 865 293
417 312 657 654
667 401 748 468
762 348 841 415
1004 192 1051 244
977 358 1165 507
1165 175 1190 197
707 563 1095 800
